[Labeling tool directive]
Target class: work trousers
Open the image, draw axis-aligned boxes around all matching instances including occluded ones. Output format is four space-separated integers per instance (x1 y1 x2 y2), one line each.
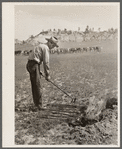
26 60 42 107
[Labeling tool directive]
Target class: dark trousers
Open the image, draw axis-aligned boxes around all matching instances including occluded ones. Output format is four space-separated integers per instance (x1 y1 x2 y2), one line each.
26 60 42 107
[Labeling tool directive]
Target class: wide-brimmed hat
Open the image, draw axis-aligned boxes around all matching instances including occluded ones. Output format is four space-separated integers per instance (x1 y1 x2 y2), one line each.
45 36 59 47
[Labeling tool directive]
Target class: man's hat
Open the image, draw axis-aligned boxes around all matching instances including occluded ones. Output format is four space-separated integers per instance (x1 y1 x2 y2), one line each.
46 36 59 47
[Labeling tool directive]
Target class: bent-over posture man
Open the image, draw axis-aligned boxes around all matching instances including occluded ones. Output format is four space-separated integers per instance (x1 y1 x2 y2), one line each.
26 36 59 110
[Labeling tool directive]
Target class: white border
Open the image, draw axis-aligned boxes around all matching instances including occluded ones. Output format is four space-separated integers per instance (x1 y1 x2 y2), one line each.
5 2 119 6
117 3 120 147
2 2 120 147
2 3 15 148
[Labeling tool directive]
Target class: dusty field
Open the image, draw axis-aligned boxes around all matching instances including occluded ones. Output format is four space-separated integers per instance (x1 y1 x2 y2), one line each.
15 39 118 145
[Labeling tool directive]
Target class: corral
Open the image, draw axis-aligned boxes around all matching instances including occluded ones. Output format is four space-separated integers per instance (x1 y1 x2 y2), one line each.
15 39 118 145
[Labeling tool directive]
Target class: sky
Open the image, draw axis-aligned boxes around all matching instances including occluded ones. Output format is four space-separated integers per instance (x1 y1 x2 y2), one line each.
14 3 119 41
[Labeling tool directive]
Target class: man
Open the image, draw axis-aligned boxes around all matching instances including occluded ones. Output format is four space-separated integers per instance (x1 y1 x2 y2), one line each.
26 36 59 110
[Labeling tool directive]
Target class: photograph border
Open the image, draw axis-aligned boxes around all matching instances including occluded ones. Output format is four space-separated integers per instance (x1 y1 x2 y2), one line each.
2 1 121 148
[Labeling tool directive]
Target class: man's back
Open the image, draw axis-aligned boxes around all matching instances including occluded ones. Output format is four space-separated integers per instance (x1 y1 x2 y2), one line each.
28 43 49 65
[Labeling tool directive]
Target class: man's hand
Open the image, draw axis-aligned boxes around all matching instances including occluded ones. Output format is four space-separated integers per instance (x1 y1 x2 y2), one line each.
40 71 50 81
40 71 44 77
45 75 51 82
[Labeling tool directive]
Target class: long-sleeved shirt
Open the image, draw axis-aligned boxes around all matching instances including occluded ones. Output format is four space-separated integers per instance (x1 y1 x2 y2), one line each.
28 43 49 76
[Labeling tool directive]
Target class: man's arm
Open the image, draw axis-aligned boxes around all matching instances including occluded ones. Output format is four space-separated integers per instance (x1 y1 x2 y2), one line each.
43 46 50 81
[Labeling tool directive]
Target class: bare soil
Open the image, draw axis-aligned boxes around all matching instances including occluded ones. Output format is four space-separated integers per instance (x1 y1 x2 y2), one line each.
15 39 118 145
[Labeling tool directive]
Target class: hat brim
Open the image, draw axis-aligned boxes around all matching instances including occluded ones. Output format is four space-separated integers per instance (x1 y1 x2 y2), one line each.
45 38 50 41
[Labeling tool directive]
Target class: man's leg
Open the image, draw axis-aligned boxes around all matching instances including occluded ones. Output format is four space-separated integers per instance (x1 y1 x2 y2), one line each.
30 73 38 106
26 61 41 107
35 64 42 107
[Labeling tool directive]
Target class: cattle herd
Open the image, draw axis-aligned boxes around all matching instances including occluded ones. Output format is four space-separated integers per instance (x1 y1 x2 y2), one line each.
15 50 31 55
50 46 102 54
15 46 102 56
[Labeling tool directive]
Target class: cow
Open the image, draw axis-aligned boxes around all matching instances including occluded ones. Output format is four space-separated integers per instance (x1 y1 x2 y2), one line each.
67 48 70 53
56 48 60 54
94 46 102 52
86 47 90 52
83 47 87 52
69 48 77 53
89 47 95 52
50 47 58 54
15 50 22 55
24 50 29 55
59 48 64 54
76 48 82 53
50 49 55 54
63 48 69 54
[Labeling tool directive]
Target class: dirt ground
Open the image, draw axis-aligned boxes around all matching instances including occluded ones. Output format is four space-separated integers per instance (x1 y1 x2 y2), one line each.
15 39 118 145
